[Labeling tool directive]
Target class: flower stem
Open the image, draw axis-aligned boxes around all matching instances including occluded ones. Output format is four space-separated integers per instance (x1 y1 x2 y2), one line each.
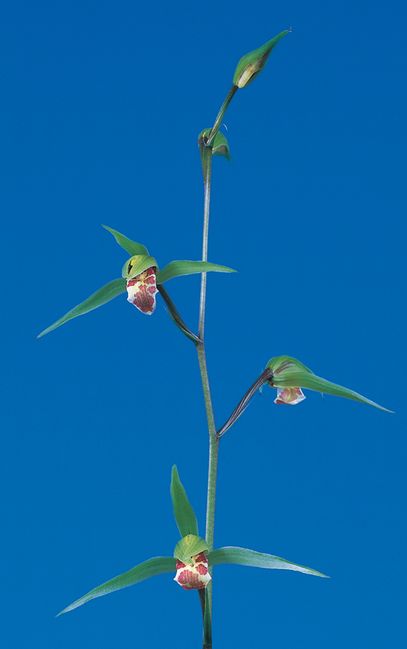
206 85 238 147
197 144 217 649
198 345 218 549
217 368 273 438
198 146 212 341
158 285 201 344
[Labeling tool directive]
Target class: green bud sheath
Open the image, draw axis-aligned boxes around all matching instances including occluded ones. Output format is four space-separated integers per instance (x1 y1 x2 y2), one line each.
199 128 231 159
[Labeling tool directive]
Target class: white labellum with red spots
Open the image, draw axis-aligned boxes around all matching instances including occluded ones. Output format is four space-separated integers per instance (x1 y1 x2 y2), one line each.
126 267 158 315
274 386 306 405
174 552 211 590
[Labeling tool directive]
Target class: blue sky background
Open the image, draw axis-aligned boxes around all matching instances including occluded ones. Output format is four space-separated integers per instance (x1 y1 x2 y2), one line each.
1 1 406 647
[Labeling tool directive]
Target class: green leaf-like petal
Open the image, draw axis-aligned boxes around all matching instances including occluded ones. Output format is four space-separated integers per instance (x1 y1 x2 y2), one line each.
37 278 126 338
266 356 392 412
57 556 176 616
157 261 236 285
174 534 209 565
170 465 199 537
199 128 231 159
102 225 149 256
233 30 290 88
209 546 328 578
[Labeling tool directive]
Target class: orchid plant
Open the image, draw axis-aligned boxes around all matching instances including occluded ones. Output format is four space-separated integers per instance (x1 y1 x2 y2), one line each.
39 30 390 649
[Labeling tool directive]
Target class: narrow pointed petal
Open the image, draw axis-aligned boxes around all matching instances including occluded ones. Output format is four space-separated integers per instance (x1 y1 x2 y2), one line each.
102 225 149 256
57 556 176 615
209 546 328 578
38 278 126 338
170 466 199 537
156 260 236 285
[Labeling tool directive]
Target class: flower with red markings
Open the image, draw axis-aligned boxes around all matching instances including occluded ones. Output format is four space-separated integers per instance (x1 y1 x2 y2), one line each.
123 253 159 316
37 225 235 339
126 266 158 315
56 464 330 617
174 552 211 590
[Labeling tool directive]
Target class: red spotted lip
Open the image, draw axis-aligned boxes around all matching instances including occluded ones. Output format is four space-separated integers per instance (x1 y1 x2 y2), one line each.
126 267 158 315
174 552 211 590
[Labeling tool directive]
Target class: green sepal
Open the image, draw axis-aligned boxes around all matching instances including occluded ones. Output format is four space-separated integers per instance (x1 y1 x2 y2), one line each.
208 546 328 578
37 278 126 338
199 128 231 159
57 556 176 616
170 465 199 537
156 260 236 284
266 355 392 412
122 255 158 280
102 224 149 256
233 30 290 88
173 534 209 565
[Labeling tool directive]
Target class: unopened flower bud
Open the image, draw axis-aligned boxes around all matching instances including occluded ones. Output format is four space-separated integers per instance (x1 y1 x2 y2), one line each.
174 552 211 590
233 30 290 89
